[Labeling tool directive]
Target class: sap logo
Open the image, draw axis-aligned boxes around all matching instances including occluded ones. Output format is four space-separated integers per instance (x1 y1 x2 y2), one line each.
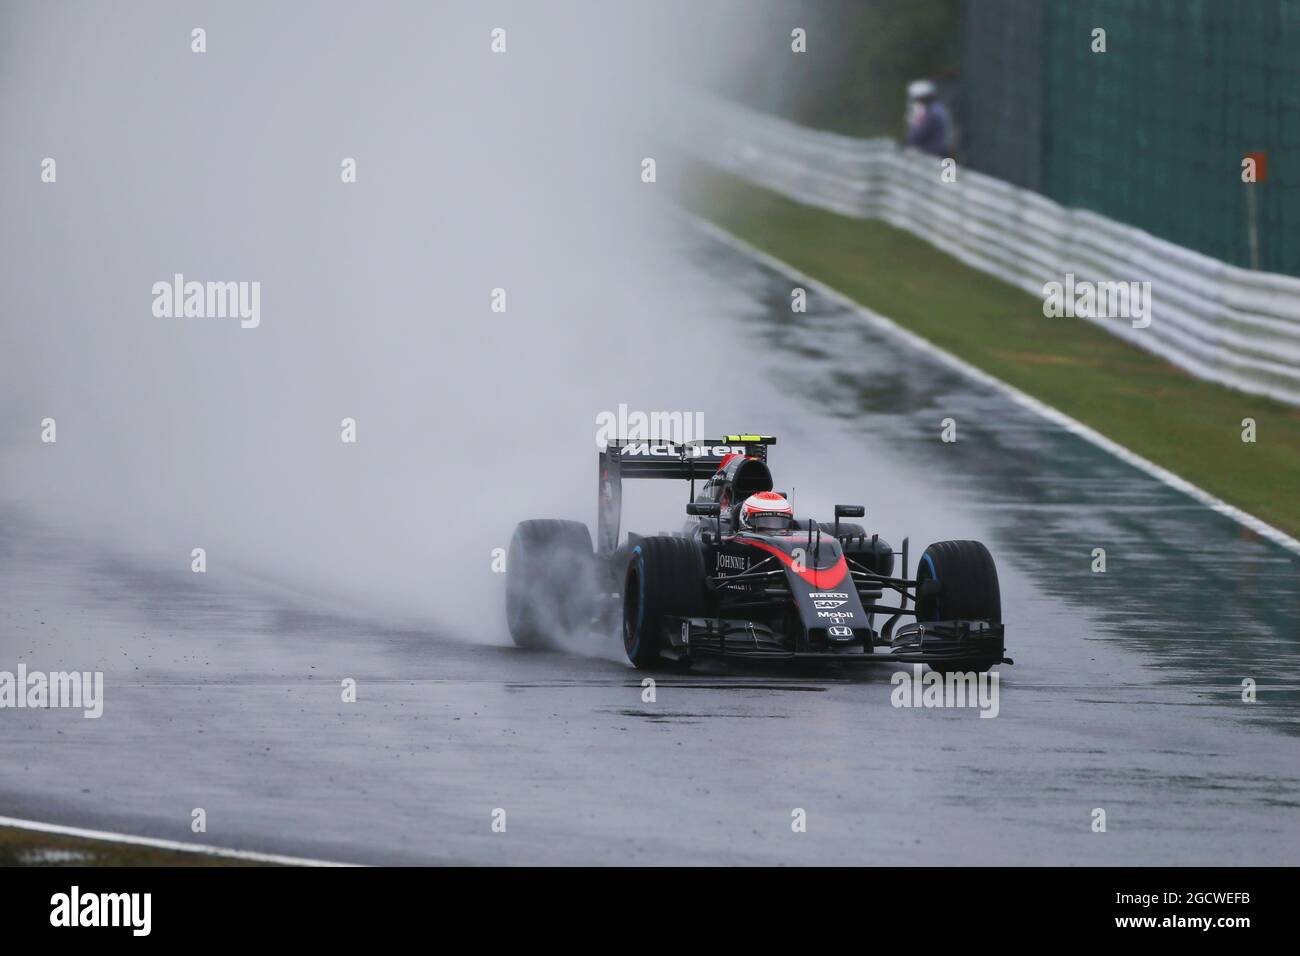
716 554 747 571
811 591 849 610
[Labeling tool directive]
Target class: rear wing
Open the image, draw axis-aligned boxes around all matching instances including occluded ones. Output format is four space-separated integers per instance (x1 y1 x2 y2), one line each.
597 436 775 554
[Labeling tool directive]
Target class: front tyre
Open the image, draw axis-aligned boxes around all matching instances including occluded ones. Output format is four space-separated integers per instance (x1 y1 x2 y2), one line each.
506 519 595 650
914 539 1002 672
623 537 708 669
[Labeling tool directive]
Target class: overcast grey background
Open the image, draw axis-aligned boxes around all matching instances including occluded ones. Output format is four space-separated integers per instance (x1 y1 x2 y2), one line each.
0 1 761 633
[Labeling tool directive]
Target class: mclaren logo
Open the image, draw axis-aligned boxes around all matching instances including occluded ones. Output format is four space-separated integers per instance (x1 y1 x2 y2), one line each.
811 591 849 610
621 443 745 458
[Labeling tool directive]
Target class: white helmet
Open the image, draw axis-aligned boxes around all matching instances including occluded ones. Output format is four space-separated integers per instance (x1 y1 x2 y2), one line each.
739 492 794 532
907 79 937 101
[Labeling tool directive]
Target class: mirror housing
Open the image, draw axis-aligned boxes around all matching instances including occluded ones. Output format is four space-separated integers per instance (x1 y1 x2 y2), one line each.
833 504 865 537
687 502 721 517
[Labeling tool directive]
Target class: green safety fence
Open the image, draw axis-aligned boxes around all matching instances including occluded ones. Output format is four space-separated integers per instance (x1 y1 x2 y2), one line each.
964 0 1300 275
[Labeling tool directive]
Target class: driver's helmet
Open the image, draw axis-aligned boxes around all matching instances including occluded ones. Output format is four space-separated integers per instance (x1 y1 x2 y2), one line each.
739 491 794 533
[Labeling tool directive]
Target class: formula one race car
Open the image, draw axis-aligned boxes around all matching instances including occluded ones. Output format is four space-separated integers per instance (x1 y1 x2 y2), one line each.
506 435 1009 672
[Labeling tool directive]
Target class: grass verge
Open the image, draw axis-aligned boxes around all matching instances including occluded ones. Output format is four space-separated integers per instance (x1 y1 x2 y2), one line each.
684 163 1300 540
0 824 267 866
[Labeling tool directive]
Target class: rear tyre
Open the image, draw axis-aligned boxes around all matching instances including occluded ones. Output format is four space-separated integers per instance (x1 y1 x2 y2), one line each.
914 539 1001 672
623 537 709 669
506 519 596 650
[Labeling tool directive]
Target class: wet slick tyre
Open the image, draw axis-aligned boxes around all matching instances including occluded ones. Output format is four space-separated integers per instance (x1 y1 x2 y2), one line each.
506 519 595 650
914 539 1001 672
623 536 708 669
915 540 1001 623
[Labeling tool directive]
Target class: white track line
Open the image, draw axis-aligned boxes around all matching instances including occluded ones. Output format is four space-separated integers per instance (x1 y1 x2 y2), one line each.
688 215 1300 557
0 815 357 867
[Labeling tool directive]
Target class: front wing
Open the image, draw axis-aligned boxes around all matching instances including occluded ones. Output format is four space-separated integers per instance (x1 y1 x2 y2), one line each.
668 616 1009 668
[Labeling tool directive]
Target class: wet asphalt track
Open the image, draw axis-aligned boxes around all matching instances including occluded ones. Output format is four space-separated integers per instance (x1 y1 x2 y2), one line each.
3 222 1299 865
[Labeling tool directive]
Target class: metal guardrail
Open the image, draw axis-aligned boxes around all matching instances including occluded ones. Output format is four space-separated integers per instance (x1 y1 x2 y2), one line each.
679 99 1300 407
